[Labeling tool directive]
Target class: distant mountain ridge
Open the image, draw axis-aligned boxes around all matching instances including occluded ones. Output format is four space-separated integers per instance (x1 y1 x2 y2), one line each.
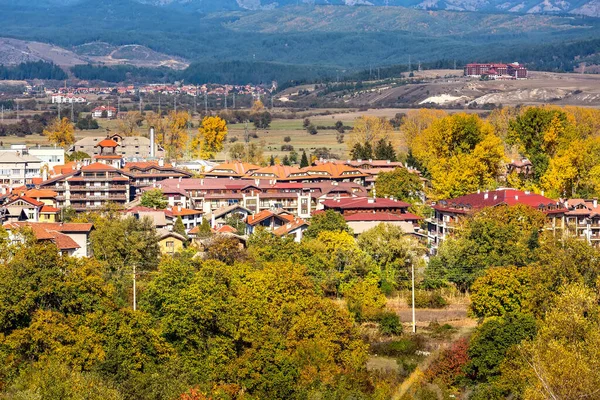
13 0 600 16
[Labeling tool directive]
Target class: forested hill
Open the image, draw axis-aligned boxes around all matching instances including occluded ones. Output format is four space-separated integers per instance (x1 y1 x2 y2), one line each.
11 0 600 17
0 0 598 73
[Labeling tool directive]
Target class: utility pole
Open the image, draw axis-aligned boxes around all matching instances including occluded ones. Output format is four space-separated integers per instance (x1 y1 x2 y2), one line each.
270 95 273 110
194 86 198 115
204 92 208 114
58 102 61 120
224 93 227 111
15 101 18 120
117 97 120 114
158 95 161 115
408 55 412 74
71 101 74 122
174 96 177 113
1 105 3 122
233 92 236 109
139 95 142 113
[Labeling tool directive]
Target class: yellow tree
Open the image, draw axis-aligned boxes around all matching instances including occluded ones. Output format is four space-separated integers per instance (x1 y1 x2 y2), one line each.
164 111 190 160
43 117 75 149
251 99 265 113
347 116 395 151
400 108 447 149
193 116 228 159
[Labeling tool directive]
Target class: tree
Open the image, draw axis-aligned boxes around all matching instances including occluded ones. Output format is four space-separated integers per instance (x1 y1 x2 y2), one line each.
197 218 212 239
426 205 546 291
469 266 532 318
269 154 275 166
228 142 246 161
251 99 264 113
117 111 143 136
410 113 506 199
304 210 352 239
162 111 190 160
335 120 344 133
140 189 168 209
347 116 395 151
374 167 422 203
400 109 447 150
466 312 536 383
194 115 228 159
253 111 272 129
282 155 290 166
343 277 386 322
300 150 309 168
374 138 396 161
173 216 188 240
350 142 373 160
66 151 91 162
306 124 318 135
303 118 311 129
43 117 75 149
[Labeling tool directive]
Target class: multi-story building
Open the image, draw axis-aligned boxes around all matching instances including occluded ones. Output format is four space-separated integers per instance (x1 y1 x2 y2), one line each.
563 198 600 246
427 189 566 251
3 222 93 257
70 133 164 159
123 161 192 198
40 163 131 211
0 151 43 187
464 62 528 79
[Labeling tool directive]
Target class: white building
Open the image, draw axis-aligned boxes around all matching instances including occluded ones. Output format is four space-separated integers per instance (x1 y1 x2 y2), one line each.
0 151 43 187
51 94 87 104
2 145 65 174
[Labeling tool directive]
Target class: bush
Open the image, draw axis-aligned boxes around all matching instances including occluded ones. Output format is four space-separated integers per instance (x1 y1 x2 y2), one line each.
425 337 470 387
283 136 291 142
427 321 456 339
408 291 448 309
378 311 402 336
371 336 425 358
281 144 294 151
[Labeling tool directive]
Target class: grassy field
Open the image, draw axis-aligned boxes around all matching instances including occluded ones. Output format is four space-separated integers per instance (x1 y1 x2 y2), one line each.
1 107 469 161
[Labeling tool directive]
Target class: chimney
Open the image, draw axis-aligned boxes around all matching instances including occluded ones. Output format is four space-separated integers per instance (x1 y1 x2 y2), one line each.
484 192 489 200
515 195 519 201
158 158 164 167
594 198 598 208
76 162 81 170
200 179 204 185
177 205 182 212
179 176 182 182
541 190 545 197
42 168 48 182
149 126 155 158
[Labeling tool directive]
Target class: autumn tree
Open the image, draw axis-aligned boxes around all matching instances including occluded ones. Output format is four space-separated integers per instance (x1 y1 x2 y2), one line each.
400 108 447 149
194 116 228 159
304 210 352 239
374 167 422 203
348 116 395 152
411 113 506 199
43 117 75 148
163 111 190 160
140 188 168 209
117 111 144 136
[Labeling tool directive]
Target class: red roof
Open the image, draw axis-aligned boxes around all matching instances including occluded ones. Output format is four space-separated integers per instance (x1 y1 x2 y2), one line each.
215 225 237 234
6 196 44 207
246 210 294 226
322 197 411 210
81 162 117 172
343 212 422 222
3 222 93 250
40 205 60 213
433 189 564 213
170 207 202 217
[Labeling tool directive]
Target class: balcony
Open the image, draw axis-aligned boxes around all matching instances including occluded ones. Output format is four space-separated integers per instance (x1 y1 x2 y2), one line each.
70 195 127 201
70 185 127 191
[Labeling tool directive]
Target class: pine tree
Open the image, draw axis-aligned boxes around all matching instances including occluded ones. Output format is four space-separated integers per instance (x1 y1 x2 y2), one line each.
300 150 309 168
282 155 290 166
198 217 212 239
269 154 275 166
173 216 188 240
374 138 397 161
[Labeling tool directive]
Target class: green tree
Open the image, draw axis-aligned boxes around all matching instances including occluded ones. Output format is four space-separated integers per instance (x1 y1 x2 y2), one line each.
304 210 352 239
469 266 532 318
375 167 422 204
374 138 396 161
140 189 168 209
197 217 212 239
300 150 309 168
173 216 188 240
343 277 386 322
466 312 536 383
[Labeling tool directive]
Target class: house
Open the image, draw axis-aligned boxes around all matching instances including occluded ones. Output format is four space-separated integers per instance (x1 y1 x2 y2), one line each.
51 94 87 104
209 204 252 229
165 206 203 231
273 218 309 242
427 188 566 250
1 196 44 222
245 209 295 235
2 145 66 171
122 205 168 230
3 222 94 257
157 229 186 255
322 196 413 216
563 198 600 246
123 161 192 198
92 106 117 118
94 138 123 168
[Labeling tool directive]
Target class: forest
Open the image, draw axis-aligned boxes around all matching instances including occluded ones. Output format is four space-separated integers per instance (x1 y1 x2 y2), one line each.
0 61 67 81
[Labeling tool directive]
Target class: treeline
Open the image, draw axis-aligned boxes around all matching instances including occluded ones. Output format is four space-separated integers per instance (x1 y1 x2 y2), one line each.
70 61 335 85
0 61 67 81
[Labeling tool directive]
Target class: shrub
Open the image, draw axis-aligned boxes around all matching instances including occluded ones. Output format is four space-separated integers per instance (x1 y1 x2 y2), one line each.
425 337 470 387
377 311 402 336
371 336 425 358
428 321 456 339
408 291 448 309
281 144 294 151
283 136 291 143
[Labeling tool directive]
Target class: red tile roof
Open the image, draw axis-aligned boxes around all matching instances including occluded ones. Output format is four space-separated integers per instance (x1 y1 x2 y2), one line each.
6 196 44 207
40 205 60 213
3 222 92 250
170 207 202 217
434 189 564 213
322 197 411 210
215 225 237 233
81 162 117 171
273 218 309 236
246 210 294 226
343 212 422 222
25 189 58 198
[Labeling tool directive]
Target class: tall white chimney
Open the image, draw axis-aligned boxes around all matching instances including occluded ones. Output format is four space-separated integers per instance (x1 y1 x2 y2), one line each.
149 126 155 158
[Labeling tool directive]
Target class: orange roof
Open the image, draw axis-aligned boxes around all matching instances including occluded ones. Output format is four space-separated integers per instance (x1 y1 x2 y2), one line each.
246 210 294 226
96 139 119 148
247 165 303 179
170 207 202 217
25 189 58 198
52 162 77 175
6 196 44 207
40 205 60 213
31 178 43 185
81 162 117 171
207 162 260 176
303 163 366 178
215 225 237 233
273 218 309 236
95 155 123 160
3 222 92 250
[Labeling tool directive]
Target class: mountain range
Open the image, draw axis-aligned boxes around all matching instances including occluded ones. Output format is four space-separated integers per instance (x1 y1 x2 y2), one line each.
14 0 600 17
